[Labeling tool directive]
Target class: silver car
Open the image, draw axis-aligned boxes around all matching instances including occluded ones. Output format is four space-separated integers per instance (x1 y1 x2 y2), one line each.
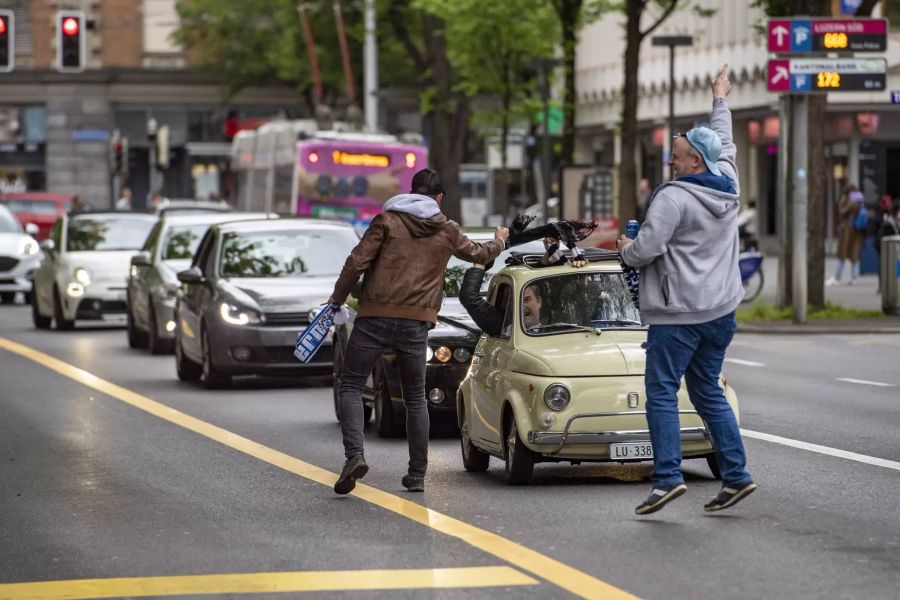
126 212 273 353
0 204 42 304
174 218 358 388
31 211 156 330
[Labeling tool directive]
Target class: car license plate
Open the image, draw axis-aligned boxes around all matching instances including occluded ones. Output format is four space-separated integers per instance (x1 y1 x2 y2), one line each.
610 442 654 460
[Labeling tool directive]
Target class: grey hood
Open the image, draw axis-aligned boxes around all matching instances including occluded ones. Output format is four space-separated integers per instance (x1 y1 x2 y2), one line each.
383 193 441 219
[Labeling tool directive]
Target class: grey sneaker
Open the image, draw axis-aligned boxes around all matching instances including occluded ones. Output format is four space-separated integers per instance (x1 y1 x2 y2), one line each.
334 455 368 495
634 483 687 515
401 474 425 492
704 482 757 512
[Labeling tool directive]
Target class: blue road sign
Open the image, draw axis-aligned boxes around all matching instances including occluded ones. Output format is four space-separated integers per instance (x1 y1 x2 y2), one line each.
840 0 862 15
790 20 813 53
791 73 813 92
891 91 900 105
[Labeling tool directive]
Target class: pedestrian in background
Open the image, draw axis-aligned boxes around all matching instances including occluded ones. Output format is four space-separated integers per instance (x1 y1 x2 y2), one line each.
827 184 866 286
617 64 755 515
71 195 92 212
115 187 133 210
328 168 508 495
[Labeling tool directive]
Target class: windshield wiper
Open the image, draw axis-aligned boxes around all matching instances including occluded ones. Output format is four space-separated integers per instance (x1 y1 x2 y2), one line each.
531 322 601 335
591 318 643 328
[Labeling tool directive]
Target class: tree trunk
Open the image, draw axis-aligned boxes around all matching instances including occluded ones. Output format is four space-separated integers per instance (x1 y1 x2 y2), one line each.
806 92 827 308
499 88 511 220
618 0 643 227
558 0 581 167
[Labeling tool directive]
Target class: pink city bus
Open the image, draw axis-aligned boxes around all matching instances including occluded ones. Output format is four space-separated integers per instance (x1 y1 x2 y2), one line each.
230 122 427 232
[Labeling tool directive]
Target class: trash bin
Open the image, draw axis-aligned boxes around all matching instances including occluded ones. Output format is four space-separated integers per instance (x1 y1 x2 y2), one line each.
881 235 900 315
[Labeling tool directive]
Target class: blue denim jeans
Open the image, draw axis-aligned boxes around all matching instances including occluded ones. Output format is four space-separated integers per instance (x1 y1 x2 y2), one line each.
339 316 430 476
644 312 753 488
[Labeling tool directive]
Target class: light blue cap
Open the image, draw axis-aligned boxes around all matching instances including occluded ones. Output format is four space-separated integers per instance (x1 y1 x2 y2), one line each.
685 127 722 176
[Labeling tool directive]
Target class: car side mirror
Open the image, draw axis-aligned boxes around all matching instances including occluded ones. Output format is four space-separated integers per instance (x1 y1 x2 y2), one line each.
25 223 39 236
131 251 151 267
177 266 206 285
39 239 55 253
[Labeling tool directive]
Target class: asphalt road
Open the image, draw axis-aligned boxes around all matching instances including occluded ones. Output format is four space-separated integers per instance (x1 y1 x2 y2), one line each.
1 303 898 600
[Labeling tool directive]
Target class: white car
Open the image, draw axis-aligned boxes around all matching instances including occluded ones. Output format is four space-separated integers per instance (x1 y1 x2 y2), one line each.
32 211 157 330
0 204 42 304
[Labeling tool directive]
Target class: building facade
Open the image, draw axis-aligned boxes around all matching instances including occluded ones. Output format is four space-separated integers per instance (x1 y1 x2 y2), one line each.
575 0 900 251
0 0 306 208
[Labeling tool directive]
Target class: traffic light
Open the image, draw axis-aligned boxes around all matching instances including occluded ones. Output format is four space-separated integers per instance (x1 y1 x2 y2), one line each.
57 10 85 72
109 134 129 175
0 9 13 73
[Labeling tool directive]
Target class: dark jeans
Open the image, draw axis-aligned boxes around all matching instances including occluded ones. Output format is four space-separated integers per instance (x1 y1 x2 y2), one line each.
644 312 753 488
339 316 430 476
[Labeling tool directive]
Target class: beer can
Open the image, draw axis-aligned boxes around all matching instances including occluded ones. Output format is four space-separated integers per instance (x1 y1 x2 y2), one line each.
626 219 640 240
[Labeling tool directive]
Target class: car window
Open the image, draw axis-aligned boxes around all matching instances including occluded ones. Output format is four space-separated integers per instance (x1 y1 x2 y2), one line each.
0 205 22 233
485 282 513 339
191 229 215 271
3 200 59 214
66 215 156 252
162 223 210 261
522 272 642 335
445 238 546 296
219 229 357 278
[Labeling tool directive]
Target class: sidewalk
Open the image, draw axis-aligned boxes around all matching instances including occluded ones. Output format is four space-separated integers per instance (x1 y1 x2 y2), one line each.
737 256 900 334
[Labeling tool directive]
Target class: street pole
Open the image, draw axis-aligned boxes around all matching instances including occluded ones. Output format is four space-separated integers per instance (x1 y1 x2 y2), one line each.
651 35 692 177
540 67 551 223
791 95 809 324
776 94 792 308
147 117 157 205
363 0 378 132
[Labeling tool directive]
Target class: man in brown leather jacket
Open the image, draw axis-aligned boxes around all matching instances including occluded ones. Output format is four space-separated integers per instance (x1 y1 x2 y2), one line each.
328 168 508 495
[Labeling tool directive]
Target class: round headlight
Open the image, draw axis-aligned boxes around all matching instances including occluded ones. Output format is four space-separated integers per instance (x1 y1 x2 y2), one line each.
452 348 471 363
543 383 571 411
434 346 452 363
74 267 92 286
425 346 434 362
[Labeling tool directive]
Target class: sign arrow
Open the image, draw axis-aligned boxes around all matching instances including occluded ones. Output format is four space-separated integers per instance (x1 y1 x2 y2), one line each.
773 25 789 46
772 66 789 84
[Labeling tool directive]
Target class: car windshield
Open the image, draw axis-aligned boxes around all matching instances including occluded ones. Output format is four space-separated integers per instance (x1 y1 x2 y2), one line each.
2 199 62 214
444 238 545 296
66 216 156 251
219 229 357 278
0 206 23 233
522 272 642 334
162 223 210 261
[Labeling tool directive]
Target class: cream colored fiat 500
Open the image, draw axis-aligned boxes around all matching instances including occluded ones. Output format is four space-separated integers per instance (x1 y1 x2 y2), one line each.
456 250 738 485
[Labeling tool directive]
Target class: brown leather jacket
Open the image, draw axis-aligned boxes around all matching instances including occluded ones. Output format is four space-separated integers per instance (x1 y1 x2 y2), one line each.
331 211 503 325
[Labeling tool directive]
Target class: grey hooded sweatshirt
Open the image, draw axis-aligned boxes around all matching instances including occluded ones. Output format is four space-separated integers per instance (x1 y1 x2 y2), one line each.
621 103 744 325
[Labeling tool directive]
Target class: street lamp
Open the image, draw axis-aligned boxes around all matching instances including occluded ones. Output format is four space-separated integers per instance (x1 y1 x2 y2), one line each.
531 57 560 224
651 35 692 170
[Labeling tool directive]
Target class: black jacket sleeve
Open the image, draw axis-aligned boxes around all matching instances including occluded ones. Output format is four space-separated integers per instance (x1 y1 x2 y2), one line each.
459 268 505 336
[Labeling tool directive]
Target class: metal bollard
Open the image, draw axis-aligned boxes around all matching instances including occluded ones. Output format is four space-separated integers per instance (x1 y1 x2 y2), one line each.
880 235 900 315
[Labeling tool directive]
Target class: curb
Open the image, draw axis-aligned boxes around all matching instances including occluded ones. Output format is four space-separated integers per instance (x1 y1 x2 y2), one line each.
737 320 900 335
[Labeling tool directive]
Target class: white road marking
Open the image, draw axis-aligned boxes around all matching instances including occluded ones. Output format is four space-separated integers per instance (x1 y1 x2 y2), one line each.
835 377 896 388
741 429 900 472
724 358 766 367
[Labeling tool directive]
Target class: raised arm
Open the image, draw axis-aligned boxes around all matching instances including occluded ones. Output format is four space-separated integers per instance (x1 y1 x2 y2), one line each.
709 64 739 194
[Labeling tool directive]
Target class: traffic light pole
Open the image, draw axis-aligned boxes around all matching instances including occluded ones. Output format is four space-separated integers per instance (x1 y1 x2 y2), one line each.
791 95 809 324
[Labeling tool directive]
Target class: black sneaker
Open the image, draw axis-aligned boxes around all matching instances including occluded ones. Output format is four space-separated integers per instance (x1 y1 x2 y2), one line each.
401 474 425 493
704 482 757 512
334 455 368 495
634 483 688 515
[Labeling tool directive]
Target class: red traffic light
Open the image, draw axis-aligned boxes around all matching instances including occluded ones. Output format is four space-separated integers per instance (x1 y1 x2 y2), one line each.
62 17 79 36
0 17 7 35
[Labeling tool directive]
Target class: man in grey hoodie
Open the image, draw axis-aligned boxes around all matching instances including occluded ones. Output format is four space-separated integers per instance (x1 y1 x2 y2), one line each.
617 64 756 515
328 168 508 495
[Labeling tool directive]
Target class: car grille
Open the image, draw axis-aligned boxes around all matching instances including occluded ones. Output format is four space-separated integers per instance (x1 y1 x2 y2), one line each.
263 312 310 327
0 256 19 272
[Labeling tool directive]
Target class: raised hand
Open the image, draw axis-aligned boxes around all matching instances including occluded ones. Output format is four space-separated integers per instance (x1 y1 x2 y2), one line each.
712 63 732 98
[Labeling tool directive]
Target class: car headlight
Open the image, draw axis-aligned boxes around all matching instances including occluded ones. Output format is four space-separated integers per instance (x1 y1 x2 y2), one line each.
433 346 452 363
219 302 263 326
74 267 92 286
543 383 571 411
425 346 434 362
18 238 39 257
452 348 471 363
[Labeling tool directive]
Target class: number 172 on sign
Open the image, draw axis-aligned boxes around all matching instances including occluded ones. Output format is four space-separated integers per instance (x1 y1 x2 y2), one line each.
767 58 886 93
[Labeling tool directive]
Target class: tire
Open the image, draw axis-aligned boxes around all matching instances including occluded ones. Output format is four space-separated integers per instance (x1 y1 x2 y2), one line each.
741 269 764 303
126 293 147 349
53 286 75 331
147 300 174 355
23 292 32 305
0 292 15 304
504 413 535 485
175 331 202 381
459 399 490 472
31 286 51 329
201 326 231 389
373 363 402 438
704 453 723 480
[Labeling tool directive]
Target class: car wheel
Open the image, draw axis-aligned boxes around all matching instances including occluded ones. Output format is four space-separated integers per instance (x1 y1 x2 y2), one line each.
23 291 32 305
504 413 535 485
0 292 15 304
704 453 723 480
459 400 490 472
175 330 202 381
147 299 174 355
53 285 75 331
201 326 231 389
126 293 147 349
31 285 51 329
373 363 402 438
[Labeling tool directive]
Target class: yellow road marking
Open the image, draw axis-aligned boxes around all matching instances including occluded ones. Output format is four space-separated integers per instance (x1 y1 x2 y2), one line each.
0 338 637 600
0 567 536 599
